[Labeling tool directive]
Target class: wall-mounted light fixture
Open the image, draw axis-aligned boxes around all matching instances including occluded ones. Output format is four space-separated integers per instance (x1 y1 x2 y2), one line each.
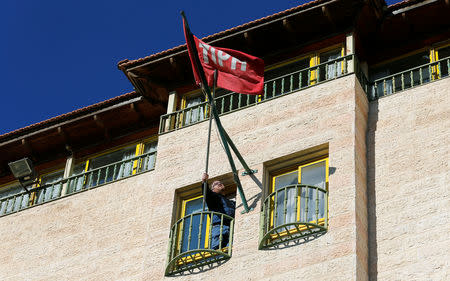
8 158 37 193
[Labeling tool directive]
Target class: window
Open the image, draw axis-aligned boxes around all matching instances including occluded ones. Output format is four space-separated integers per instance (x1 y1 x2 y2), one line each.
181 92 206 126
178 195 211 253
371 51 430 97
33 169 65 204
319 48 344 81
0 182 27 215
260 157 329 249
67 138 157 193
166 183 236 276
370 43 450 98
433 44 450 79
264 45 345 97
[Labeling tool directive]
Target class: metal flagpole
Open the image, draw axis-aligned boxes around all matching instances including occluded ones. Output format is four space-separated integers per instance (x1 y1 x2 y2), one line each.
182 11 252 213
202 70 217 212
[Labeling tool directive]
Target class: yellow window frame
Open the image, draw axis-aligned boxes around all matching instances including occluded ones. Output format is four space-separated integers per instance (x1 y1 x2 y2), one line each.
175 194 212 264
180 90 208 125
431 42 450 80
30 168 64 205
269 157 329 238
76 136 158 185
177 195 211 250
298 157 329 226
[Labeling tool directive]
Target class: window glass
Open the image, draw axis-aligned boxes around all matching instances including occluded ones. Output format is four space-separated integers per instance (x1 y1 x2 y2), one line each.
319 49 342 80
183 95 206 125
269 158 328 229
273 171 298 227
0 183 27 214
142 140 158 171
180 196 209 253
371 51 430 96
37 170 64 203
266 58 310 96
68 163 87 193
299 160 327 222
86 146 136 187
437 46 450 78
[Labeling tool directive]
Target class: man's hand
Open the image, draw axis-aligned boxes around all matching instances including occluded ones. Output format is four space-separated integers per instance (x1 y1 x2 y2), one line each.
202 173 209 182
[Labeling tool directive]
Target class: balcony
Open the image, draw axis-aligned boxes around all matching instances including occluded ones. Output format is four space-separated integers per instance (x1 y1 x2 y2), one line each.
0 151 156 217
160 54 356 134
368 55 450 101
259 184 328 249
165 211 234 276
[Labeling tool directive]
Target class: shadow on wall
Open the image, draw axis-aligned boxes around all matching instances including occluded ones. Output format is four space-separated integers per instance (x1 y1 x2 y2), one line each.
367 99 379 281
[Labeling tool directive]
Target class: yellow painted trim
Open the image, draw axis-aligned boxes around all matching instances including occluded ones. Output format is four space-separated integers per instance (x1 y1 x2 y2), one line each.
132 143 143 175
270 169 299 228
310 56 318 85
177 195 211 251
269 218 325 239
176 247 229 265
268 157 329 230
298 157 329 224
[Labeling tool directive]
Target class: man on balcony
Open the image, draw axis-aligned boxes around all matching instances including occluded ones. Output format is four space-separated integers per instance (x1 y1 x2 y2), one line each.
201 173 235 250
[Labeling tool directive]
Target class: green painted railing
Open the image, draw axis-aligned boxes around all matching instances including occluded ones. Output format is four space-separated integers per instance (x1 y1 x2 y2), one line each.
0 151 157 217
66 151 157 194
165 211 234 276
159 54 355 133
259 184 328 249
368 56 450 101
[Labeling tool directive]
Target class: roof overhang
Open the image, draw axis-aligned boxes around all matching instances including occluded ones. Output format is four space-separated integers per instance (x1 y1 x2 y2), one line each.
118 0 377 101
0 92 165 179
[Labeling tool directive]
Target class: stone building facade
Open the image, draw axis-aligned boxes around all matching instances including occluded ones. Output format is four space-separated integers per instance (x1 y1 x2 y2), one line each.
0 0 448 280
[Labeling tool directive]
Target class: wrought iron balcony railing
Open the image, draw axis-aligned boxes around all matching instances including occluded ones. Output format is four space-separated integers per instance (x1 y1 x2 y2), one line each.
368 56 450 101
259 184 328 249
160 54 356 134
165 211 234 276
66 151 157 193
0 151 156 217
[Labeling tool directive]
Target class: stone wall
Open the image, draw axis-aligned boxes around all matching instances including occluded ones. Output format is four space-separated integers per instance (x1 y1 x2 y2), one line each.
367 78 450 280
0 75 369 280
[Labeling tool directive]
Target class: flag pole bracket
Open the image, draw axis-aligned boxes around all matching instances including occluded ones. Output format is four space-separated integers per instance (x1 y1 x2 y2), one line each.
241 207 254 214
241 169 258 176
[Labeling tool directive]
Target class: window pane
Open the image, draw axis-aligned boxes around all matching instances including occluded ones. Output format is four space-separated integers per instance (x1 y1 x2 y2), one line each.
0 183 25 214
88 147 136 185
181 197 208 252
371 51 430 96
68 163 86 193
437 46 450 78
38 170 64 203
320 49 342 81
265 58 309 96
300 160 326 222
184 95 206 125
142 141 158 171
273 171 298 226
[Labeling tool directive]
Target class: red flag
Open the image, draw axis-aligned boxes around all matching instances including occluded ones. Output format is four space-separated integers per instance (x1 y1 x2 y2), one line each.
183 18 264 95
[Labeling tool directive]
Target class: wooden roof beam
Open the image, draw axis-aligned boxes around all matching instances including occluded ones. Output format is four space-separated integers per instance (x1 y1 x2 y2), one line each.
57 126 73 154
21 138 38 162
322 6 335 28
93 115 111 141
129 103 146 128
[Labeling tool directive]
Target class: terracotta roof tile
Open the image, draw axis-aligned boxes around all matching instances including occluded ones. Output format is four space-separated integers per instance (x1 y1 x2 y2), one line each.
388 0 422 9
117 0 328 70
0 91 138 142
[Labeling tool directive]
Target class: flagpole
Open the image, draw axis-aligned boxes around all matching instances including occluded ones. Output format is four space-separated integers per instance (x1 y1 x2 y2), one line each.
182 11 252 213
202 70 217 212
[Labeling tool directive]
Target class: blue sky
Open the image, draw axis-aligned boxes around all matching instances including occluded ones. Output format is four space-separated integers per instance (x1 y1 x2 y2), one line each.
0 0 400 135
